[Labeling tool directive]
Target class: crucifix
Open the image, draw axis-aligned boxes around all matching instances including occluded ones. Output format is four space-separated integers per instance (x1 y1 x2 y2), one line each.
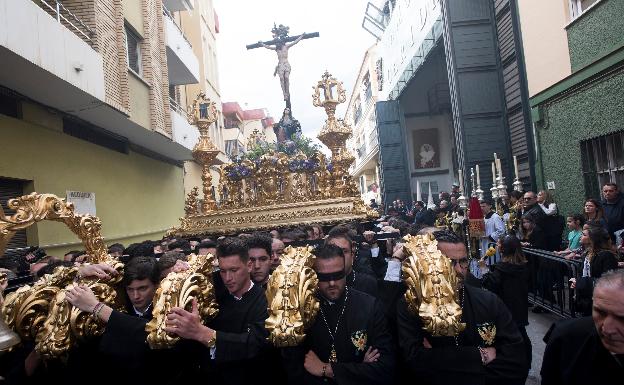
247 24 319 110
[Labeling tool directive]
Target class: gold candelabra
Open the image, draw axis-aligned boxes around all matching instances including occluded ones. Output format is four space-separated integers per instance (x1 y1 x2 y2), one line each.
313 71 358 198
188 92 220 214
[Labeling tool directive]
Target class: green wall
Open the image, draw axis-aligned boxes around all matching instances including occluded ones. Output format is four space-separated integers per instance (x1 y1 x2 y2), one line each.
567 0 624 72
534 68 624 216
0 106 184 257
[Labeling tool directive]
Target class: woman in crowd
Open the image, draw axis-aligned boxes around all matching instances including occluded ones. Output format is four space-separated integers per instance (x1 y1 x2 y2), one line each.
478 234 531 377
519 214 546 250
571 225 619 315
538 190 564 251
583 198 608 230
537 190 557 216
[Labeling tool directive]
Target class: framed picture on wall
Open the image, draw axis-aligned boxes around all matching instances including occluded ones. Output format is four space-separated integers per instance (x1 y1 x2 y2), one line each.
413 128 440 169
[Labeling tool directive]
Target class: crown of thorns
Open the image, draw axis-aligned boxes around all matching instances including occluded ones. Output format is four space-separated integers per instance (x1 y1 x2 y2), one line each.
271 24 290 39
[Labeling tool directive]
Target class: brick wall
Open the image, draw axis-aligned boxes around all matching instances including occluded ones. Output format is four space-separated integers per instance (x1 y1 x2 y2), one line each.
96 0 130 114
141 0 172 136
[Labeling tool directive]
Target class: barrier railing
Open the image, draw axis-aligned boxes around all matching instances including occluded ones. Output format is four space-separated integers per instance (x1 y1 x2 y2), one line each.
522 248 582 318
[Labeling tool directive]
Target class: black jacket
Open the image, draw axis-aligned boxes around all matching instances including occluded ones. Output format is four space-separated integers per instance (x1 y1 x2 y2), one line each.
283 288 395 385
541 317 624 385
480 262 529 327
397 284 526 385
603 192 624 237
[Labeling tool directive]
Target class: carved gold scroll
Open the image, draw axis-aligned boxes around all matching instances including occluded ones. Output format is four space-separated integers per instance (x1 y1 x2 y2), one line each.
265 246 319 347
0 193 123 359
402 234 466 337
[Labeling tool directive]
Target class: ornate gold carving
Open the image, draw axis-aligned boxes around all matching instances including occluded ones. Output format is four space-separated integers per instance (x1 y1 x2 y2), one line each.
402 234 466 337
189 92 220 213
171 77 378 237
34 260 123 359
185 187 200 216
0 193 123 358
0 193 108 262
146 253 219 349
265 246 319 347
170 197 372 237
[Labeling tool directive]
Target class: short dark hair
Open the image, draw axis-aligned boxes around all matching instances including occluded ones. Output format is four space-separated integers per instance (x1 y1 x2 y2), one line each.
567 213 585 227
108 244 125 255
509 190 524 200
157 251 187 273
603 182 618 190
314 244 344 260
480 198 494 207
245 233 272 256
123 256 160 286
432 229 464 244
168 239 191 252
197 240 217 250
217 237 249 262
36 260 74 279
281 228 308 241
326 225 355 244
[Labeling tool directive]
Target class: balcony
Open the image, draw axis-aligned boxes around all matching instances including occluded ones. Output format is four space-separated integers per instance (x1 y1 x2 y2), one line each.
170 97 199 151
163 5 199 85
0 0 104 100
0 0 193 162
163 0 194 12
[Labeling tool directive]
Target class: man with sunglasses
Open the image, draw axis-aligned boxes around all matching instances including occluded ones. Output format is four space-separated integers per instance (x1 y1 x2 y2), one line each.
396 230 527 385
282 244 395 385
519 191 547 231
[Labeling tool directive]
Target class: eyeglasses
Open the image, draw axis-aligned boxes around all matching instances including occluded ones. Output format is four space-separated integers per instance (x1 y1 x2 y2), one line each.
523 197 536 201
450 257 469 268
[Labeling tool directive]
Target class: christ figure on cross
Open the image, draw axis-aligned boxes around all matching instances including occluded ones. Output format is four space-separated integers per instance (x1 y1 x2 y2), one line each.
248 25 319 109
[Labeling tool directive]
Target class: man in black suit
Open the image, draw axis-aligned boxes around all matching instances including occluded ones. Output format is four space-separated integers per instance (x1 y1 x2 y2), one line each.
541 269 624 384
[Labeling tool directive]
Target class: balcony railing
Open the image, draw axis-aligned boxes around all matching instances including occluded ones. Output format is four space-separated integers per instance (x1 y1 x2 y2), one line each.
169 97 189 121
162 4 193 49
34 0 95 43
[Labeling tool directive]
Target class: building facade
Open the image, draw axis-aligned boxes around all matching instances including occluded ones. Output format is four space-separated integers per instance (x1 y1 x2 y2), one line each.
166 0 229 196
345 44 382 205
363 0 534 206
519 0 624 215
222 102 275 160
0 0 223 256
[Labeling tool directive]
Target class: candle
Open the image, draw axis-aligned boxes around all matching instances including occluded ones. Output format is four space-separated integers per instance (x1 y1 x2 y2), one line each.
496 158 502 179
491 162 496 184
476 164 480 187
513 155 519 180
458 169 464 194
493 152 498 162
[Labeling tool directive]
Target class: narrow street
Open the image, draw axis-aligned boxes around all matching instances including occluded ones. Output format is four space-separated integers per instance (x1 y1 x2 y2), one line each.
526 311 564 385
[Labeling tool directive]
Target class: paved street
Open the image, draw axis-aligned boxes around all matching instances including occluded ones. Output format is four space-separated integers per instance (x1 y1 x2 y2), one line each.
525 310 564 385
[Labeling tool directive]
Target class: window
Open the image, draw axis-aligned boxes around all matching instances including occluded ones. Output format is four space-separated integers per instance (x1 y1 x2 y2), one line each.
0 177 28 252
363 72 372 102
569 0 600 20
125 25 142 75
581 131 624 199
352 96 362 125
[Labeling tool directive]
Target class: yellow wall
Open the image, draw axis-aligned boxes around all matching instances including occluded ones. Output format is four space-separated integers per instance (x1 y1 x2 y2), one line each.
128 72 151 129
517 0 573 96
0 106 184 257
122 0 144 36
